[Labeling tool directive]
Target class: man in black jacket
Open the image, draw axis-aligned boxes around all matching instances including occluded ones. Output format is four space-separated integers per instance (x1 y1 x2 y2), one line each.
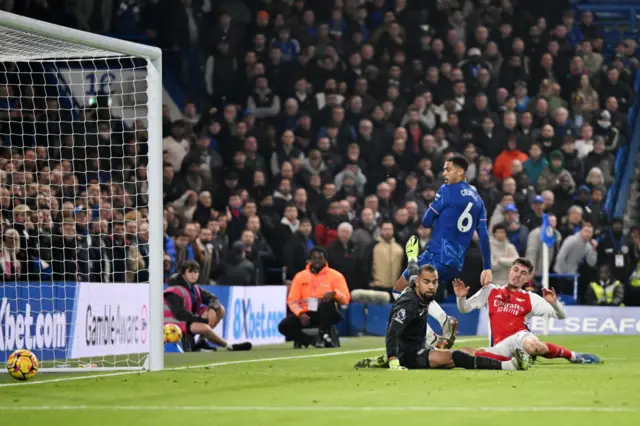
283 218 316 282
214 240 256 286
164 261 252 351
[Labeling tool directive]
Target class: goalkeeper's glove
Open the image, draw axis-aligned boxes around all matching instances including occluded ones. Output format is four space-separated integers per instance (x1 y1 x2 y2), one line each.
388 358 408 371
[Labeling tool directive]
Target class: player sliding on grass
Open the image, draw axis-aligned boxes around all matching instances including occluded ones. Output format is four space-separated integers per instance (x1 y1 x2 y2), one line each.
393 155 493 349
354 242 531 371
453 258 602 364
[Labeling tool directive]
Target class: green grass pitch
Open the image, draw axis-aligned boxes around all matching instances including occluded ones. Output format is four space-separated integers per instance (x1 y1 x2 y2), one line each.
0 335 639 426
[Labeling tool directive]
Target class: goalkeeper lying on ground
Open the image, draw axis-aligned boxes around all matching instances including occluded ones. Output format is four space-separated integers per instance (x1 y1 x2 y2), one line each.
354 236 531 371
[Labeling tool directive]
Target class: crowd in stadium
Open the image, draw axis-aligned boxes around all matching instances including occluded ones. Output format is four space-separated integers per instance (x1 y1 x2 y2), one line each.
2 0 640 305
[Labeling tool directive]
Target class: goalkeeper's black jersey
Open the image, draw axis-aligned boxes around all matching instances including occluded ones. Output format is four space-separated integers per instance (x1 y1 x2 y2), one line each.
385 287 430 361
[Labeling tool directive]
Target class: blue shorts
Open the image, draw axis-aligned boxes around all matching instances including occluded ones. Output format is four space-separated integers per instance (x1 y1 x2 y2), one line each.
401 252 459 283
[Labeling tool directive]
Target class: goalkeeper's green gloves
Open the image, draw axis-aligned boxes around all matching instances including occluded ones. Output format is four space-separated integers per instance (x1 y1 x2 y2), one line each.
388 358 408 371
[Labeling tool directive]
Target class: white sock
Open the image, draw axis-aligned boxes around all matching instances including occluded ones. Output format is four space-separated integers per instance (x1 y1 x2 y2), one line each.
426 324 436 345
501 360 517 371
429 301 448 326
569 352 577 361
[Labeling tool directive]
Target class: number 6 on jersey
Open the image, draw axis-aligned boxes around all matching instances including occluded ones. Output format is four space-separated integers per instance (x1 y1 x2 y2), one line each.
457 202 474 233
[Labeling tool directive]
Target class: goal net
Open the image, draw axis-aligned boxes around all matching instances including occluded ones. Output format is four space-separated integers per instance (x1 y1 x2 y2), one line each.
0 12 163 372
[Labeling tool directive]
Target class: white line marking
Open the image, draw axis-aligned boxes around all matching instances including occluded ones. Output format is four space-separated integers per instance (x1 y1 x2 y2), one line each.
0 337 485 388
0 405 636 413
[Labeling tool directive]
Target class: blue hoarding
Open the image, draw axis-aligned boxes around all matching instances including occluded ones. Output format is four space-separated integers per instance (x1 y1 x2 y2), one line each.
0 282 77 363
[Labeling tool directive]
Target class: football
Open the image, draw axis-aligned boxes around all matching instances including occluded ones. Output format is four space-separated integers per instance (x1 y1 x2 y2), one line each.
164 323 183 343
6 349 39 381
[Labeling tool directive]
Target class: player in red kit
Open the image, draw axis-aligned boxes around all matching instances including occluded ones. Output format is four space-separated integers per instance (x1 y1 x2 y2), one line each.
454 258 602 364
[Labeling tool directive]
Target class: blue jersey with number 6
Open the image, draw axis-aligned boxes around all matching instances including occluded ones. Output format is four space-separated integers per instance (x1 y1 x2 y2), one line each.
423 182 487 271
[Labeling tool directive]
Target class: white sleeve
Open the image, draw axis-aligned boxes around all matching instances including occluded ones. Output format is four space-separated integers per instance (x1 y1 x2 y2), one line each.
457 285 492 313
529 292 567 319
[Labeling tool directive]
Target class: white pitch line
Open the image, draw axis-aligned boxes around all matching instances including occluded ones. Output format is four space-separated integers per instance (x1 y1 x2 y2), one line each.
0 337 485 388
0 405 637 413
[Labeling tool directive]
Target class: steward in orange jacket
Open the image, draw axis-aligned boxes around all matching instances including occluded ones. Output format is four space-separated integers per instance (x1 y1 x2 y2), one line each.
279 247 350 348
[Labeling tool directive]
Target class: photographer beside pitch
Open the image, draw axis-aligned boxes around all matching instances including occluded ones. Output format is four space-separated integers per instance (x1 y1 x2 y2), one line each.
355 237 530 371
164 260 252 352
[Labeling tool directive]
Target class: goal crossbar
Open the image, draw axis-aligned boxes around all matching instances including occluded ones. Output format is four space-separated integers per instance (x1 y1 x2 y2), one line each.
0 11 162 60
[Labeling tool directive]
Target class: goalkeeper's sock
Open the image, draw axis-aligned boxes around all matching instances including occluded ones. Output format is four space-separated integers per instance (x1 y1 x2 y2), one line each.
452 350 503 370
543 343 575 361
474 350 511 362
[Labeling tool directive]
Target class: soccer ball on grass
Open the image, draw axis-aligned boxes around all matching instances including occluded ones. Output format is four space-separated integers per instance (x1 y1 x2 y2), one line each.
164 323 183 344
6 349 39 381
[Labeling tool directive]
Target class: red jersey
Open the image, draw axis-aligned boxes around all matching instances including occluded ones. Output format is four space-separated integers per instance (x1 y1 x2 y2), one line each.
457 284 565 345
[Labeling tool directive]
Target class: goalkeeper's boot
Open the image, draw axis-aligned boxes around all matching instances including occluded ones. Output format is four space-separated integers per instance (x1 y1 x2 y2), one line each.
406 235 419 263
571 352 603 364
441 316 458 349
354 354 388 369
512 348 533 371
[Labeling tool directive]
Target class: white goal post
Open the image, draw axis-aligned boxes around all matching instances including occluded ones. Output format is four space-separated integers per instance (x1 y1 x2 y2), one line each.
0 11 163 372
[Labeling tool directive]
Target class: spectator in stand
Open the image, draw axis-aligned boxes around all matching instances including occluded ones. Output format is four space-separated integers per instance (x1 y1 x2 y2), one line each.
283 217 316 283
522 195 545 231
558 205 584 241
502 203 529 256
315 199 342 247
351 207 379 258
326 222 362 291
365 220 403 293
214 241 255 287
537 150 576 194
554 222 598 276
490 224 519 284
493 135 528 181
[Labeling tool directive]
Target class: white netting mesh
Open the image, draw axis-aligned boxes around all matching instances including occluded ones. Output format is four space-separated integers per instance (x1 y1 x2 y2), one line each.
0 24 152 371
0 25 124 61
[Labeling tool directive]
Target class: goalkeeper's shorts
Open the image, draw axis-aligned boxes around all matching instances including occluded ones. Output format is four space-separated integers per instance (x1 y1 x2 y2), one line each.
401 346 433 370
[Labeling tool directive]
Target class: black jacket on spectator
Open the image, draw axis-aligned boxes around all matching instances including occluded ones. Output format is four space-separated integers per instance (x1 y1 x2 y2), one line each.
214 251 255 286
283 231 316 280
51 234 89 283
326 240 364 290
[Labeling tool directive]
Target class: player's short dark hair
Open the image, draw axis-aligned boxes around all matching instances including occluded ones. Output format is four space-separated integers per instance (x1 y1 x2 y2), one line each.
512 258 534 273
181 260 200 275
446 154 469 172
419 264 438 276
493 223 507 234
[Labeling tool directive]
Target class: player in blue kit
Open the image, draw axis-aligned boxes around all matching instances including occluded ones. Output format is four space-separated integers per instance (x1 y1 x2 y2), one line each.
393 155 493 346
